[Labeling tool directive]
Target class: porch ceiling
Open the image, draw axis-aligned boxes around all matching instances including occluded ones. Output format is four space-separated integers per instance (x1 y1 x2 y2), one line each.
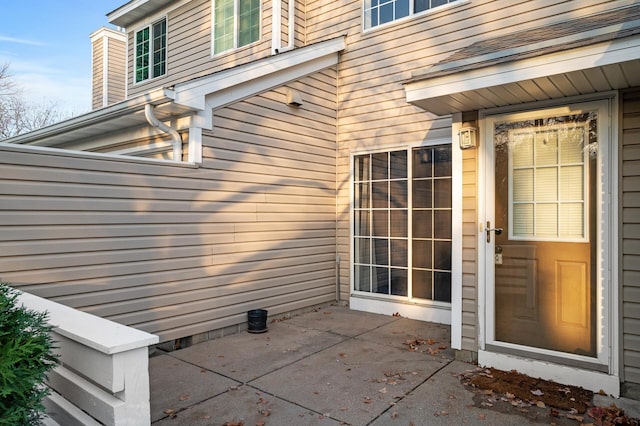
405 6 640 116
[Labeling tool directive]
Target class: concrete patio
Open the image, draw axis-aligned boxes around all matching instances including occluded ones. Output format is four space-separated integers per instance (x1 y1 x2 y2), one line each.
148 305 638 425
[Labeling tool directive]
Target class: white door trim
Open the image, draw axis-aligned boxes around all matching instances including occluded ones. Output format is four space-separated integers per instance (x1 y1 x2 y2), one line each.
477 94 619 395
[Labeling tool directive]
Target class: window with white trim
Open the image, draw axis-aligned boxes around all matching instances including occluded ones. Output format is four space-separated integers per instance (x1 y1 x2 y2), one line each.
135 18 167 83
363 0 459 29
213 0 261 55
353 145 452 302
494 115 594 242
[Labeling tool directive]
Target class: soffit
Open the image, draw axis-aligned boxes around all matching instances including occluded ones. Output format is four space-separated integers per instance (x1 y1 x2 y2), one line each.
108 0 175 28
405 5 640 115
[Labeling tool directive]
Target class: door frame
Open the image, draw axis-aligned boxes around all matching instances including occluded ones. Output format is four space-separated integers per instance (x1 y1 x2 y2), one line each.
476 93 620 395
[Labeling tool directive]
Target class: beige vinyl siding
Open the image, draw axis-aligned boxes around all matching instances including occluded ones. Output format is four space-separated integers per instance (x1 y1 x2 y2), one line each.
623 88 640 386
127 0 274 98
107 37 127 105
0 70 338 343
320 0 634 346
91 38 104 110
461 149 478 352
92 32 126 110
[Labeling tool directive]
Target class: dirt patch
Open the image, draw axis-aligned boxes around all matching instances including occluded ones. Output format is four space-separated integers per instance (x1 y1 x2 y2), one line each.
465 367 592 413
460 367 639 425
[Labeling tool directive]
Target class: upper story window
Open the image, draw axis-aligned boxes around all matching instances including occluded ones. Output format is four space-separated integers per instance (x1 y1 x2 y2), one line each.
213 0 261 55
135 18 167 83
364 0 458 29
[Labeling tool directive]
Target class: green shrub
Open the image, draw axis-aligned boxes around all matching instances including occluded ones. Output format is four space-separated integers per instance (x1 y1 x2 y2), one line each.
0 284 58 425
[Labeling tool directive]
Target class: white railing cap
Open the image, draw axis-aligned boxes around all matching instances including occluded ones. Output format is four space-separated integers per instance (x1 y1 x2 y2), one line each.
16 291 159 355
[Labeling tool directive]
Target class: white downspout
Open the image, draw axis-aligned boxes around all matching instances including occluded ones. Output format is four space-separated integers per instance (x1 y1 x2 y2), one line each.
144 103 182 161
285 0 295 51
271 0 295 54
271 0 282 54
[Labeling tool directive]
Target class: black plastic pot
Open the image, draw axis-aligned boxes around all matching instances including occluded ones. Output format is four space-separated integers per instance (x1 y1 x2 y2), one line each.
247 309 268 333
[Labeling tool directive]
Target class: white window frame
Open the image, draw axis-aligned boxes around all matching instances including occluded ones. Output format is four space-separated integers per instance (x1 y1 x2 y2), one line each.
506 121 591 243
134 17 167 84
349 138 462 330
362 0 465 32
211 0 262 56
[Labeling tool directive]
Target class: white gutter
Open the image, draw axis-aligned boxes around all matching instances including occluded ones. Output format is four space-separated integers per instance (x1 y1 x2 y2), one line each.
144 103 182 161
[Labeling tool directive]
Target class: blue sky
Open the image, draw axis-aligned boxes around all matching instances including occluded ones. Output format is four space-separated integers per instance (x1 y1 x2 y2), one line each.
0 1 126 115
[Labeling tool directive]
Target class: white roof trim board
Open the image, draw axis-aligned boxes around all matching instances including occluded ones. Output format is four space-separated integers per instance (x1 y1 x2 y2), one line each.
405 7 640 115
1 36 345 150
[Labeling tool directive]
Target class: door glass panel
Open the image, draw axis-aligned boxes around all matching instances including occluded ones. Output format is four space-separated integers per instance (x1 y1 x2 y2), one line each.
493 112 597 356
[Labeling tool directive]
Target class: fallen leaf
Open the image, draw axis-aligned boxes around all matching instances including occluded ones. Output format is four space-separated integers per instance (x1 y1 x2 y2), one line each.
530 389 544 396
363 396 372 404
339 352 347 357
259 408 271 417
378 387 387 394
535 401 546 408
256 422 265 426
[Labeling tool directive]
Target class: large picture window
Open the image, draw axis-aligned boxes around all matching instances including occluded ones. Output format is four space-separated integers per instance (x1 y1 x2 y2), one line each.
363 0 459 30
213 0 261 55
353 145 452 303
135 18 167 83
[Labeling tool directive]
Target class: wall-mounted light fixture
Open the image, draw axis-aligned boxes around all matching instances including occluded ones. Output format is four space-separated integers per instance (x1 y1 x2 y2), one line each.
458 126 478 149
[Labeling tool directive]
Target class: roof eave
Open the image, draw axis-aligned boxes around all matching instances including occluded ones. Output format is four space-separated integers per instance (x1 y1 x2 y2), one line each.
1 88 178 147
405 34 640 116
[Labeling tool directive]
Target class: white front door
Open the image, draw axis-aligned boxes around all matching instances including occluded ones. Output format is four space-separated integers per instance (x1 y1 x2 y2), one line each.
481 99 617 391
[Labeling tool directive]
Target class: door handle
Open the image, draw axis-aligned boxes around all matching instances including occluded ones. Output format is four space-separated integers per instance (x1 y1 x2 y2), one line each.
486 221 503 243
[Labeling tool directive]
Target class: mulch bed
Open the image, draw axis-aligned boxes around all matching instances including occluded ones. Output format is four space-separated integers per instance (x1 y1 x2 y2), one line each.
460 367 640 425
